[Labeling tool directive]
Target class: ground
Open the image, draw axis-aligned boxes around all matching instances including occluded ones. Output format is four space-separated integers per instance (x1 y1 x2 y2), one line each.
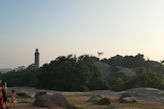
8 90 164 109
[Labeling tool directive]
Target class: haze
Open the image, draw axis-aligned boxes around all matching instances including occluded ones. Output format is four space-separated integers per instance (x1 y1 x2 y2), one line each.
0 0 164 68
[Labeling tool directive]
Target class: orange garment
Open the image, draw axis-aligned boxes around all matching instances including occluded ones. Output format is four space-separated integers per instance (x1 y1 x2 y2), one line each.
4 87 7 97
0 86 2 98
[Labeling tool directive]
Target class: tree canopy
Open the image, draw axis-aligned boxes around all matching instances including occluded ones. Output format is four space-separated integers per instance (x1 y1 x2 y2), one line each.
1 53 164 91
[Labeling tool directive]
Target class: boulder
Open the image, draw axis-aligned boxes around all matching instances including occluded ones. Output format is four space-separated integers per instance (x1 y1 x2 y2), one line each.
88 95 102 103
34 91 47 99
34 93 77 109
119 97 136 103
120 93 131 99
97 97 111 105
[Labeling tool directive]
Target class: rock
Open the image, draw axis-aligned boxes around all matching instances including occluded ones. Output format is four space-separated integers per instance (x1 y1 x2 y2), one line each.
120 88 164 103
34 93 77 109
120 93 131 99
17 92 32 98
34 91 47 99
119 97 136 103
119 92 136 103
88 94 103 103
97 97 111 105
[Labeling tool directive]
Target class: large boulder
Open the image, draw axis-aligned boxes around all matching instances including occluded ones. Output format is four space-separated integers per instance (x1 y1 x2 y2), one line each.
34 93 77 109
88 95 102 103
119 97 136 103
119 93 131 99
34 91 47 99
97 97 111 105
119 88 164 103
119 92 136 103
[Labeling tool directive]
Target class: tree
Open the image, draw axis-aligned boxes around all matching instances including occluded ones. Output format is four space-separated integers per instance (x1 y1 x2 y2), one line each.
108 55 124 66
108 72 129 91
127 68 164 89
37 55 107 91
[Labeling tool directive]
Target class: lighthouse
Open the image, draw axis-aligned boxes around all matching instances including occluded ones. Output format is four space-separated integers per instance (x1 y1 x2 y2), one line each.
34 48 40 68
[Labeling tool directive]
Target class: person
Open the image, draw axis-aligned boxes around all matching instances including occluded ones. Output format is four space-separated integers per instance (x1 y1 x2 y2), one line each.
10 90 16 109
0 80 4 109
2 82 8 109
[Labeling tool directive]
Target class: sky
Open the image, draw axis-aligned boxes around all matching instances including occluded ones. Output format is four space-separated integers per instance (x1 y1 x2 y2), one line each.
0 0 164 68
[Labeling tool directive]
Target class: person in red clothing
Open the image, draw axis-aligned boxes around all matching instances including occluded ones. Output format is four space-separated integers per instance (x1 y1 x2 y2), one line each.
2 82 8 109
0 80 4 109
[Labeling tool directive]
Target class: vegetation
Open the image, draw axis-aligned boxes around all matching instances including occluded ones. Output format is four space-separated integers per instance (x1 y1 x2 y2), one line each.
37 55 108 91
1 53 164 91
0 55 108 91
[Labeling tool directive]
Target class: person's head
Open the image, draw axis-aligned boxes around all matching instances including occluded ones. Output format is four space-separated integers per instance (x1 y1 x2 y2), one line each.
12 90 15 94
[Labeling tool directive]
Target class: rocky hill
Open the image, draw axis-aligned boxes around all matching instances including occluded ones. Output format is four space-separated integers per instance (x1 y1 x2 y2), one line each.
93 60 136 80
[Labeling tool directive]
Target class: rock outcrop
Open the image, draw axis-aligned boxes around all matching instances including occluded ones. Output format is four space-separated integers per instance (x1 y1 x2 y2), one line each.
97 97 111 105
119 97 136 103
88 94 103 103
34 91 47 99
34 93 77 109
119 88 164 103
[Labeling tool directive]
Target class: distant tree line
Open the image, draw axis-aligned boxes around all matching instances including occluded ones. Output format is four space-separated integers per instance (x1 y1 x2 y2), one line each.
0 55 108 91
1 54 164 91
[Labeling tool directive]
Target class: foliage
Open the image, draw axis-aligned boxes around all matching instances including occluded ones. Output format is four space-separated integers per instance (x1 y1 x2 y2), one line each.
0 55 107 91
1 53 164 92
105 53 145 68
127 67 164 89
0 68 39 87
37 55 108 91
108 72 129 91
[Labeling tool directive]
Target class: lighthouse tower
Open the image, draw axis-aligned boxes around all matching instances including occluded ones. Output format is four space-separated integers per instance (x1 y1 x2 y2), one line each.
34 48 40 68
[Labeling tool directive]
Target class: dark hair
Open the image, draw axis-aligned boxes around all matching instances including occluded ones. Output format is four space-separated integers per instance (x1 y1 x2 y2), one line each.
12 90 15 93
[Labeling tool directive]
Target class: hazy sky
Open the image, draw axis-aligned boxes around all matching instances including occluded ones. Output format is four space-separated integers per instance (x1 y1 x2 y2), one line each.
0 0 164 68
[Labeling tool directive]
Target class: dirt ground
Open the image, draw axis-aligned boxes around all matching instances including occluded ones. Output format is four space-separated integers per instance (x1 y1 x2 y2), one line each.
6 87 164 109
6 92 164 109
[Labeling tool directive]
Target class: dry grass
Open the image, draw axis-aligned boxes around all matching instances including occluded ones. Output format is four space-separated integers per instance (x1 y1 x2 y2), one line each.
62 92 164 109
